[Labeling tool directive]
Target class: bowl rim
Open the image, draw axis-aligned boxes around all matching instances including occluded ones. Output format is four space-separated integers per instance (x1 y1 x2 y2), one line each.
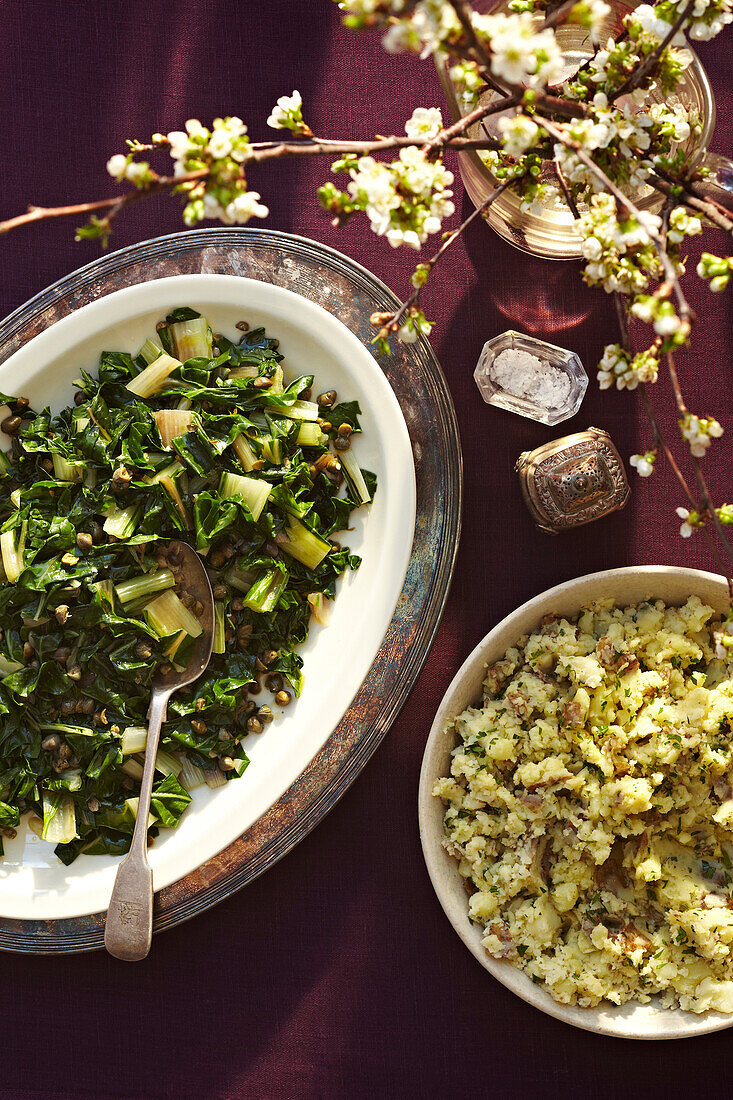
418 565 733 1039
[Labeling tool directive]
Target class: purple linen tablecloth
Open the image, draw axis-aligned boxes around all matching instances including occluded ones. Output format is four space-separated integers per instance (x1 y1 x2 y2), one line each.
0 2 732 1097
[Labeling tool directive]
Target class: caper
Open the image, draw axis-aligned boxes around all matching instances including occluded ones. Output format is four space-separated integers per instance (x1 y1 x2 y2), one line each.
265 673 283 693
209 550 226 569
191 718 207 735
41 734 61 751
55 605 69 626
67 665 82 681
334 437 350 452
212 584 227 600
22 641 35 661
15 397 29 412
261 649 278 667
76 532 93 552
257 704 273 724
253 376 272 389
111 465 131 492
317 418 332 432
135 641 152 660
87 797 101 813
218 756 236 771
1 415 22 436
53 646 71 663
317 390 337 408
60 699 77 717
275 690 292 707
247 716 264 734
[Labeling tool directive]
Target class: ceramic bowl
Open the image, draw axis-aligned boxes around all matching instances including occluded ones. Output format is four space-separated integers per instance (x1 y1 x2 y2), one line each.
419 566 733 1039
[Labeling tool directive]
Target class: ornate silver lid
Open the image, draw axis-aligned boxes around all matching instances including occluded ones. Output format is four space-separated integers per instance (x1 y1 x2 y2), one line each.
516 427 630 534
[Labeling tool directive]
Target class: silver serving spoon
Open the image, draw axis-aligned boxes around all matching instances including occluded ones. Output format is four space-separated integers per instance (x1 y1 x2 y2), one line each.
104 541 214 961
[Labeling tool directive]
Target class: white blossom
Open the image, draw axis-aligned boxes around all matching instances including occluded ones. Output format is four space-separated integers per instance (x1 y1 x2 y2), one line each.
647 101 694 142
596 341 659 390
348 144 454 248
167 130 191 160
224 191 269 223
472 11 564 88
680 413 723 457
577 194 659 296
630 453 654 476
267 90 303 130
676 507 695 537
667 205 702 245
106 154 128 180
405 107 443 141
497 115 540 157
124 161 149 184
632 4 681 40
397 310 432 343
208 130 233 159
583 0 612 39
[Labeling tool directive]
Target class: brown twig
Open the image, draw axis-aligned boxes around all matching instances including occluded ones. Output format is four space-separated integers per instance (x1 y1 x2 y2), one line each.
423 96 520 154
0 169 209 237
614 293 733 582
536 113 694 326
376 177 515 335
648 173 733 234
553 157 580 218
446 0 506 95
665 350 733 576
543 0 581 30
447 0 589 118
245 130 503 163
612 0 695 101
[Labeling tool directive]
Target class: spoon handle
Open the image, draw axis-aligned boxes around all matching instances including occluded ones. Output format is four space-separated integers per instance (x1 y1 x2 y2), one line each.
104 689 168 961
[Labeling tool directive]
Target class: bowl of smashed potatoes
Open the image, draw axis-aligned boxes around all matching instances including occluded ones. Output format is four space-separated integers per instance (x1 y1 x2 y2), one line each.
420 566 733 1039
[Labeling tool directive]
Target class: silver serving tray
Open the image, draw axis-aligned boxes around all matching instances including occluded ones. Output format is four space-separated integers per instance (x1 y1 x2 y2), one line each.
0 228 462 952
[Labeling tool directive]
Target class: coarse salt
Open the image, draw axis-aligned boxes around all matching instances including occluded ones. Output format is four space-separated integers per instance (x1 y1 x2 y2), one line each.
489 347 572 409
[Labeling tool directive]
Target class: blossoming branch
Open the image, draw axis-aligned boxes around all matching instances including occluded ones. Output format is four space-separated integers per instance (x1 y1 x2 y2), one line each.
0 0 732 575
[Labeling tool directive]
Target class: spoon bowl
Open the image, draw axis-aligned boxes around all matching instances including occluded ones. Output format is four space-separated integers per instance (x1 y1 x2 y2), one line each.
104 541 214 961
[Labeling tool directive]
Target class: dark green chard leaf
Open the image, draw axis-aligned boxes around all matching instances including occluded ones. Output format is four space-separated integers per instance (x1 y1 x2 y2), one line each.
150 773 192 827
